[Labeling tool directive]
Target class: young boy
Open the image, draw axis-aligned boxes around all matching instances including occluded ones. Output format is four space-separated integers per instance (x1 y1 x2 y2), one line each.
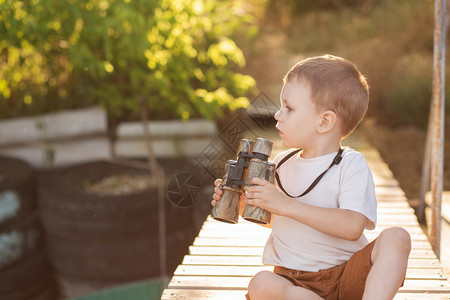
211 55 411 300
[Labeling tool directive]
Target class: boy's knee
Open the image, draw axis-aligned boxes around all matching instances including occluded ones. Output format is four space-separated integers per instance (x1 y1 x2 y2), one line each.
248 271 277 298
249 271 273 290
379 227 411 254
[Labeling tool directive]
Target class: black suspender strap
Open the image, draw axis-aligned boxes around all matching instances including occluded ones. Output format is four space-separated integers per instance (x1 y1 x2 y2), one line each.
275 148 344 198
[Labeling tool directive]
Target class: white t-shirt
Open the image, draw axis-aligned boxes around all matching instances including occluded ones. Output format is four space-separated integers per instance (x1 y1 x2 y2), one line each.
262 147 377 272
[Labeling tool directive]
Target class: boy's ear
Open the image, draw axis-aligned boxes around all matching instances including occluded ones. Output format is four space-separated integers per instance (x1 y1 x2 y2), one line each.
317 110 337 134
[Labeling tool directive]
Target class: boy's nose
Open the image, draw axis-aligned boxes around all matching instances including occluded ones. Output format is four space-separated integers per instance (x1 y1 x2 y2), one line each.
274 109 281 121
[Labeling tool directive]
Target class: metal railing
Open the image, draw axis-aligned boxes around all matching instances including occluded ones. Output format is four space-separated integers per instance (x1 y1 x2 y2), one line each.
419 0 447 259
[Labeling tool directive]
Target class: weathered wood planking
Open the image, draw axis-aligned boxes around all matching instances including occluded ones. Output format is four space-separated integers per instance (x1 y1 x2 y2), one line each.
162 142 450 299
168 276 450 291
162 289 450 299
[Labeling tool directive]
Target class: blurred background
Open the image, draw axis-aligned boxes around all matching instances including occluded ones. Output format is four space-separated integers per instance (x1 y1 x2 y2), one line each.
0 0 449 299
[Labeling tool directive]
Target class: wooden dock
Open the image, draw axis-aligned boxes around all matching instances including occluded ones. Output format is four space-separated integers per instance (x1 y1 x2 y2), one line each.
162 136 450 299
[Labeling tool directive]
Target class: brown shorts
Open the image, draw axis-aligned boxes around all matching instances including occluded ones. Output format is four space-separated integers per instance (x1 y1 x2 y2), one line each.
246 239 377 300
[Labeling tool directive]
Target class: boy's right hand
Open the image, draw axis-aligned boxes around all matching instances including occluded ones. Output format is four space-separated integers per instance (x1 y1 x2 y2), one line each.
211 179 223 206
211 179 246 210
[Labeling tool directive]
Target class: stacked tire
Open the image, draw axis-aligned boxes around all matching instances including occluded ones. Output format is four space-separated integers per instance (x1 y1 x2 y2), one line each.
38 160 198 298
0 156 56 300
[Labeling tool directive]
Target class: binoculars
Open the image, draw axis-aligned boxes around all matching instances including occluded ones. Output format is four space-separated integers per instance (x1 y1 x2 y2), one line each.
211 138 275 225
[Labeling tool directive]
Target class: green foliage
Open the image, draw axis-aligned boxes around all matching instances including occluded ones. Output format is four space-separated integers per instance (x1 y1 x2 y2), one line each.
383 54 432 129
266 0 364 15
0 0 256 120
277 0 442 128
384 53 450 129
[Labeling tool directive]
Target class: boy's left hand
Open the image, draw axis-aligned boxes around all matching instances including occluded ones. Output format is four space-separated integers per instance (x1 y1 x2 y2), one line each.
245 177 291 216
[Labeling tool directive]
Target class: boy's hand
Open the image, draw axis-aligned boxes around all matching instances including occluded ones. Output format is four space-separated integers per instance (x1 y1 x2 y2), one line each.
211 179 223 206
211 179 246 215
245 177 291 216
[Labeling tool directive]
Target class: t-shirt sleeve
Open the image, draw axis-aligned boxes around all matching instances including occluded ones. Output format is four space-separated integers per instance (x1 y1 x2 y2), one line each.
338 152 377 230
272 151 285 166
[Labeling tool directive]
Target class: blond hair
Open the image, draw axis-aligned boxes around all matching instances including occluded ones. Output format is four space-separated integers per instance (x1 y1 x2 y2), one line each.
284 55 369 138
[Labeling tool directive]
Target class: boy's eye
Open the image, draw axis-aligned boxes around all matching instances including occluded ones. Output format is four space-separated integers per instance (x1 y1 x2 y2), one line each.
285 106 292 111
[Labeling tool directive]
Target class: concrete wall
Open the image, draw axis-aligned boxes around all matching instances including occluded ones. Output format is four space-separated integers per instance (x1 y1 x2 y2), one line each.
0 107 109 168
114 119 218 158
0 108 219 168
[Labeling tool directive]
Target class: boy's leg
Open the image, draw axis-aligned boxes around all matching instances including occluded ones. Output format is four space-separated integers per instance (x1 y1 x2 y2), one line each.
363 227 411 300
248 270 324 300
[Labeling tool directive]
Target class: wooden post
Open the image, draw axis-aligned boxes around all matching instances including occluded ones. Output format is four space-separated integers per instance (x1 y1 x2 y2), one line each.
140 97 169 287
429 0 446 259
418 106 433 224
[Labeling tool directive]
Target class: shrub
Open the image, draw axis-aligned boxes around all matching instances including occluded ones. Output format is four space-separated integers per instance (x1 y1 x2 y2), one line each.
383 54 433 129
271 0 440 128
0 0 256 122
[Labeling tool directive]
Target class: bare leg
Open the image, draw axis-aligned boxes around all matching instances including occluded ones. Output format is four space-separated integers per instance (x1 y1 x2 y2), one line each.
363 227 411 300
248 270 324 300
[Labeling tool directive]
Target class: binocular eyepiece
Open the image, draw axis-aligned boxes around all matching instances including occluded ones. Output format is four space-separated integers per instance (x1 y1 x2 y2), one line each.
211 138 275 224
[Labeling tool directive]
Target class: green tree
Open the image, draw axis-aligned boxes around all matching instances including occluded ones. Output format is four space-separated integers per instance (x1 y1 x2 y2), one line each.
0 0 256 121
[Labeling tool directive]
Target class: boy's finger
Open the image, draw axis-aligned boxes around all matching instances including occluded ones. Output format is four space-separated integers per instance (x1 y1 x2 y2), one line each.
214 179 222 186
246 191 258 199
214 187 223 195
251 177 267 186
247 185 260 193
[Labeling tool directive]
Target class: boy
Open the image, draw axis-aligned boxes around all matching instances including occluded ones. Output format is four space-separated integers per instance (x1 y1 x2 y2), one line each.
211 55 411 300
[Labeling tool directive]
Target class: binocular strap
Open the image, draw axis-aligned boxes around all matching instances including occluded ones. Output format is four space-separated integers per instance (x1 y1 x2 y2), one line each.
275 148 344 198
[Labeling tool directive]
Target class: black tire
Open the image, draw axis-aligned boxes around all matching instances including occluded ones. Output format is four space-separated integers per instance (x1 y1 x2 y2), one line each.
0 247 53 300
0 157 56 299
38 160 194 240
0 213 44 271
46 232 159 280
38 159 199 282
0 156 36 231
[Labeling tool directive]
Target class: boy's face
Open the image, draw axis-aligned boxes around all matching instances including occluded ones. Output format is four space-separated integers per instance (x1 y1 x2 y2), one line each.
274 79 321 149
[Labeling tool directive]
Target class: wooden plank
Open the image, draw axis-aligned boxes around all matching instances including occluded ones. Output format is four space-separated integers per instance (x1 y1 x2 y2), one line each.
365 232 429 242
161 289 450 300
182 255 265 266
161 289 247 299
199 224 429 241
203 218 424 228
369 227 428 237
375 186 406 194
376 207 416 214
199 225 427 238
174 265 447 280
376 201 414 208
188 246 438 259
197 229 429 242
182 255 443 269
192 237 433 250
174 265 271 277
372 176 400 187
201 217 427 233
169 276 450 292
377 214 418 221
377 195 409 202
169 275 251 289
189 246 264 256
394 294 450 300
